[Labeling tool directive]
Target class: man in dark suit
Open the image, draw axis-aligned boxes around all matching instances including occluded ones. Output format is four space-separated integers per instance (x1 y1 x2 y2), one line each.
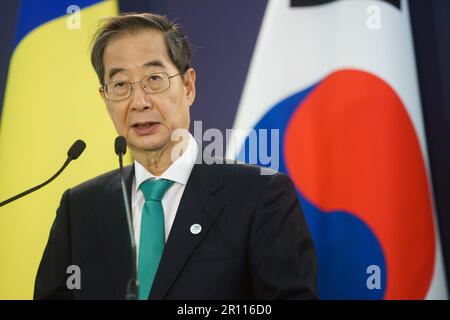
34 12 317 300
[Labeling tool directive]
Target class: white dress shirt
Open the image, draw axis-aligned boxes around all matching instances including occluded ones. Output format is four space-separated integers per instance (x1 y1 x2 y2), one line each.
131 133 199 258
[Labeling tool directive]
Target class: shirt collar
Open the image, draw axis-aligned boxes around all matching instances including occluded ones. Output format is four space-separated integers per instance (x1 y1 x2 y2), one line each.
134 132 199 193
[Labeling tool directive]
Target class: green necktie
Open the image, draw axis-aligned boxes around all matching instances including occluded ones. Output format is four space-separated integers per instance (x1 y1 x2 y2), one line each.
138 178 173 300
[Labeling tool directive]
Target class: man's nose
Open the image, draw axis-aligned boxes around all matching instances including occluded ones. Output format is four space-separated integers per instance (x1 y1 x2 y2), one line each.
130 82 151 111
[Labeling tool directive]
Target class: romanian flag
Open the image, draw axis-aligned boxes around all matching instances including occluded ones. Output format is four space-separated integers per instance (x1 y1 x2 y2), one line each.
0 0 123 299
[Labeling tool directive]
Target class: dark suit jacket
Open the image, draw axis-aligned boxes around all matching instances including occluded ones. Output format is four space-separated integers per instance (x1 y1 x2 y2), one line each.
34 160 317 299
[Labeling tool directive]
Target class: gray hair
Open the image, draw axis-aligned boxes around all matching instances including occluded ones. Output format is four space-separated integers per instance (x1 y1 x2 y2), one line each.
91 12 192 86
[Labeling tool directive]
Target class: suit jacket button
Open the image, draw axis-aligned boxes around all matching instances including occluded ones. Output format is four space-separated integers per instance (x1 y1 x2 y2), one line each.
190 224 202 235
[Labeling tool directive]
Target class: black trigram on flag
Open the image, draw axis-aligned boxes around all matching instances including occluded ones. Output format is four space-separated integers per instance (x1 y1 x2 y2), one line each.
291 0 400 9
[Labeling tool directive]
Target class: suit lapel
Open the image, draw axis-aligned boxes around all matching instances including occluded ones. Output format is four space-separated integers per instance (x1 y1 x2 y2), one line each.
95 165 134 298
92 158 225 299
149 162 224 299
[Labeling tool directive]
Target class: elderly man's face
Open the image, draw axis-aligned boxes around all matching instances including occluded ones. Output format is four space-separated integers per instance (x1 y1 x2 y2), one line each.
101 30 195 155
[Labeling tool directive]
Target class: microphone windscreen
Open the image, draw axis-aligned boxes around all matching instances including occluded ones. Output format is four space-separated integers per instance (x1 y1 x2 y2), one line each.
67 140 86 160
115 136 127 155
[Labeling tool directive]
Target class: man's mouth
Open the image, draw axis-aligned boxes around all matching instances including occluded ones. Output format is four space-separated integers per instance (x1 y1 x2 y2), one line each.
131 121 161 135
132 121 160 128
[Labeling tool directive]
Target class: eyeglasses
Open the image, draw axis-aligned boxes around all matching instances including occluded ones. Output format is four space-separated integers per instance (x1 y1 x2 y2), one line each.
100 72 181 101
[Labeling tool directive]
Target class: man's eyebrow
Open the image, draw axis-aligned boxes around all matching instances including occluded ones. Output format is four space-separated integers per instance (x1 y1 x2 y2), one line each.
108 67 126 80
143 60 165 69
107 60 165 80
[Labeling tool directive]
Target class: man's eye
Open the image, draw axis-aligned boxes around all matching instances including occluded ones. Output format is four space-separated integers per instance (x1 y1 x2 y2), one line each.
114 81 127 88
149 75 163 81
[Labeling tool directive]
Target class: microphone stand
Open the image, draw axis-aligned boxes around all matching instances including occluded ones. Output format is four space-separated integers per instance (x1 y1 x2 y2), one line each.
0 140 86 207
0 159 71 207
116 139 139 300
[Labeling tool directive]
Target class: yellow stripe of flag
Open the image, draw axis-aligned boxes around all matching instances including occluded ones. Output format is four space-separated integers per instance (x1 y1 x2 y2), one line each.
0 1 130 299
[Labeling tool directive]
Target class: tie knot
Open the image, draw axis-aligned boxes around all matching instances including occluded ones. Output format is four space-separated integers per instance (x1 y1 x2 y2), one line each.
139 179 173 201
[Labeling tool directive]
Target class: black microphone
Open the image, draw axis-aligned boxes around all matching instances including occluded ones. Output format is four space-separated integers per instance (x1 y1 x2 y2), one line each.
0 140 86 208
114 136 139 300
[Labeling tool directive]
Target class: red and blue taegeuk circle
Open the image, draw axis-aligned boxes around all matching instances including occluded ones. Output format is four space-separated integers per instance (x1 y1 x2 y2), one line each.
238 69 435 299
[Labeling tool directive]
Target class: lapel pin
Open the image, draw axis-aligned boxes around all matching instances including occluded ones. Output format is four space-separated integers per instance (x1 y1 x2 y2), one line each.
190 224 202 235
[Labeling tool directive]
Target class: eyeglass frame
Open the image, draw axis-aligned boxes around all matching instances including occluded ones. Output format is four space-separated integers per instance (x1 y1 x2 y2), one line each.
99 72 182 101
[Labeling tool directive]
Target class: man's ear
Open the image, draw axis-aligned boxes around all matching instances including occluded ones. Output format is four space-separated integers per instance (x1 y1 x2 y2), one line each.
184 68 196 106
99 88 107 102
